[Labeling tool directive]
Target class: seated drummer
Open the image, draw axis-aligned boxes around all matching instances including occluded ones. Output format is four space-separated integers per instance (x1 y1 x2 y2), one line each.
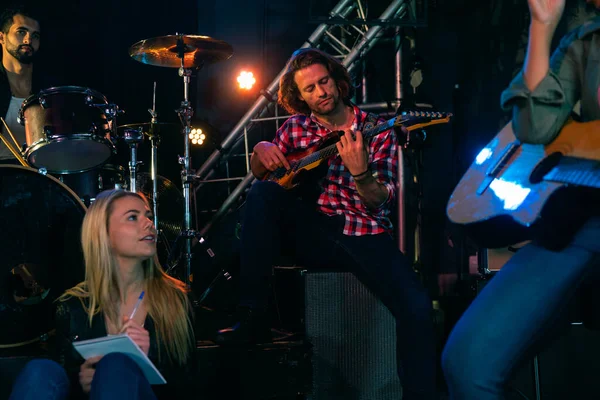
0 4 41 164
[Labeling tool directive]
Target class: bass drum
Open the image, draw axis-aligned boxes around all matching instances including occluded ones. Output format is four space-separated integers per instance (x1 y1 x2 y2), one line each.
0 165 86 347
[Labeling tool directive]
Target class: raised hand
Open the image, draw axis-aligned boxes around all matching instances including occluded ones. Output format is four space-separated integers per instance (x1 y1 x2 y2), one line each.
120 316 150 355
528 0 565 26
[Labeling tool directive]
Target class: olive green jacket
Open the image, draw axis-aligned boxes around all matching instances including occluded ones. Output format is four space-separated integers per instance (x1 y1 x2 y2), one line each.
501 16 600 144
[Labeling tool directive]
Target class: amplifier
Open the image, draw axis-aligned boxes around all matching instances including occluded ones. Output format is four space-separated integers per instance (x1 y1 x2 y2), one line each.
303 271 402 400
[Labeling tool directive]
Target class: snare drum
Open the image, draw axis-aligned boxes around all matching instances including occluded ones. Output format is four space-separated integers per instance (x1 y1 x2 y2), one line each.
0 165 85 347
19 86 116 174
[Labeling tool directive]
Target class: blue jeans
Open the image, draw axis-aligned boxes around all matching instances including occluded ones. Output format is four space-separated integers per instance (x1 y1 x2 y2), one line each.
10 359 69 400
442 217 600 399
90 353 157 400
238 181 437 400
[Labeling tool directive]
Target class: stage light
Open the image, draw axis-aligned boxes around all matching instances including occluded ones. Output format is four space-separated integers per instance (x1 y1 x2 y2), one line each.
189 128 206 146
237 71 256 90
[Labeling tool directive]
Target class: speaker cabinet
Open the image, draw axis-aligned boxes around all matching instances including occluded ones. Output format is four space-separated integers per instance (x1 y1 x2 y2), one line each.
303 271 402 400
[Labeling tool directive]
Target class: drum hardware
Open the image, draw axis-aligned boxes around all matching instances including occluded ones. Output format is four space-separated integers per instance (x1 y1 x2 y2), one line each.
177 52 197 288
129 33 233 287
117 82 176 249
115 118 182 265
122 128 144 195
11 263 50 305
148 81 160 233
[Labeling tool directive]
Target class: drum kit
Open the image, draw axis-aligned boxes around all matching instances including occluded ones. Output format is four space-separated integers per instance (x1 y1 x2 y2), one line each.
0 34 233 348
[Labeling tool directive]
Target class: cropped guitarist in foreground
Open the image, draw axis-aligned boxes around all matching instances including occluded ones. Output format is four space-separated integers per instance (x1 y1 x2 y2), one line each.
443 0 600 398
216 48 438 400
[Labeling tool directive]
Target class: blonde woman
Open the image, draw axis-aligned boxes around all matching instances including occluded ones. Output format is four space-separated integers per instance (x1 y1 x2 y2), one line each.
10 190 195 400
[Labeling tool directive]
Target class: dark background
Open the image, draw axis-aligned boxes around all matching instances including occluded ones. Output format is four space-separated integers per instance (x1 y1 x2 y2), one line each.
6 0 597 297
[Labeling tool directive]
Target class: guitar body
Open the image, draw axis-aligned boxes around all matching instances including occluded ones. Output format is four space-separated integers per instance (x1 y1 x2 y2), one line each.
447 119 600 248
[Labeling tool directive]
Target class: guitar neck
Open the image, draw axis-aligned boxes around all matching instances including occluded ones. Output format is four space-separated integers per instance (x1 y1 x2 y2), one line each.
544 157 600 189
292 112 451 171
294 117 399 170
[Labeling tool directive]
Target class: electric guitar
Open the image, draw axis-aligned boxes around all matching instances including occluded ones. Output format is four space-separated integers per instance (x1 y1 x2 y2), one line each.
263 110 453 189
447 119 600 247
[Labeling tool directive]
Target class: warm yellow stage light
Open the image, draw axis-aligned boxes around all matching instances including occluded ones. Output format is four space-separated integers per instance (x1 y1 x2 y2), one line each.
189 128 205 146
237 71 256 90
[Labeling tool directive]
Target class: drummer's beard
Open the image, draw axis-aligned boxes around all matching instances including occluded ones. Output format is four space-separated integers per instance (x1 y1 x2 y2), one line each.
7 45 37 64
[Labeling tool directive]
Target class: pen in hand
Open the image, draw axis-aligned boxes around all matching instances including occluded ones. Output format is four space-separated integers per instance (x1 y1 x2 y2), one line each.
128 291 145 321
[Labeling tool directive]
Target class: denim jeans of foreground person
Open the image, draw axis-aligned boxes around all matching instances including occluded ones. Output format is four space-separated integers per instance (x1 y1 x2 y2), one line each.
10 353 157 400
442 217 600 399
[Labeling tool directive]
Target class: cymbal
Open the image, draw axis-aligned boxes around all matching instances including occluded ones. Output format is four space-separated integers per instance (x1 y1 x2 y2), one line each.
117 122 181 137
129 35 233 68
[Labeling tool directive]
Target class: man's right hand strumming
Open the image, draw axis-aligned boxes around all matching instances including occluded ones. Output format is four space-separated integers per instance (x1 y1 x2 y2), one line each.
251 141 291 179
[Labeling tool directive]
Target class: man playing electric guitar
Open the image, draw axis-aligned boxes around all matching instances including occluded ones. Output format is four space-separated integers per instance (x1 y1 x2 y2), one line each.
443 0 600 398
216 48 439 400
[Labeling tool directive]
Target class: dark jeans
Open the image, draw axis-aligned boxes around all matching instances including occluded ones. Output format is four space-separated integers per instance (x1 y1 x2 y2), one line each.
239 181 437 400
9 359 69 400
90 353 157 400
9 354 157 400
442 217 600 399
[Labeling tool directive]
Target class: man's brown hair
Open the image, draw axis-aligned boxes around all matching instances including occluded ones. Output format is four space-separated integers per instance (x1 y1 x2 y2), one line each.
278 48 354 115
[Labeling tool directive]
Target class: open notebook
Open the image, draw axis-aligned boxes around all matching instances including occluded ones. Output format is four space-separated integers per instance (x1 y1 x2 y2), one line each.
73 334 166 385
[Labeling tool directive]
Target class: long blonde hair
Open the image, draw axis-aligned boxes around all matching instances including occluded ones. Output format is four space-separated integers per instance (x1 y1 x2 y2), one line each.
59 190 194 365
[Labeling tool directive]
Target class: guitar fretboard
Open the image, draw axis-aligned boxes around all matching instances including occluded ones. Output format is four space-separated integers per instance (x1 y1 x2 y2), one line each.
544 157 600 189
266 111 450 181
293 117 399 171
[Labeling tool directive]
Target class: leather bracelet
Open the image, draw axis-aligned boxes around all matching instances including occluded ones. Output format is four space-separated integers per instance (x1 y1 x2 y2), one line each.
351 168 371 179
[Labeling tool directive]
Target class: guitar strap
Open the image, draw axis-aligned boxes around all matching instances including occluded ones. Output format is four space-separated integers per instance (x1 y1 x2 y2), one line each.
362 112 380 140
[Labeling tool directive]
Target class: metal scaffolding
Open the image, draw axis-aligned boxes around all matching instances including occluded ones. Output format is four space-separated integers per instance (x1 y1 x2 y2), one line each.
194 0 420 237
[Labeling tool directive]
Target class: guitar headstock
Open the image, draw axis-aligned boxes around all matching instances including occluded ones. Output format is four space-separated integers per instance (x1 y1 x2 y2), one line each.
397 110 453 131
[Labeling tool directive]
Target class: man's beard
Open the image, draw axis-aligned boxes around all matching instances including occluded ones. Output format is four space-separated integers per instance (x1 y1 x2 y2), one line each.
7 46 36 64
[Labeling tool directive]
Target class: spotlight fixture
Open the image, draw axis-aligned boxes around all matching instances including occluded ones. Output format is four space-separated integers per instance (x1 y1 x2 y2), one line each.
189 128 206 146
237 70 256 90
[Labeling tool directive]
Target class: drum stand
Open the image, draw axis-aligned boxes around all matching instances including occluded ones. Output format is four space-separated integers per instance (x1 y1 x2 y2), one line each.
123 128 143 194
147 106 160 231
175 38 197 288
123 118 167 257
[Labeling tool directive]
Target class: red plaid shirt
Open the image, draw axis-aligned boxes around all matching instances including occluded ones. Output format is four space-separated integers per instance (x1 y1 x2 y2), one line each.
273 105 398 236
